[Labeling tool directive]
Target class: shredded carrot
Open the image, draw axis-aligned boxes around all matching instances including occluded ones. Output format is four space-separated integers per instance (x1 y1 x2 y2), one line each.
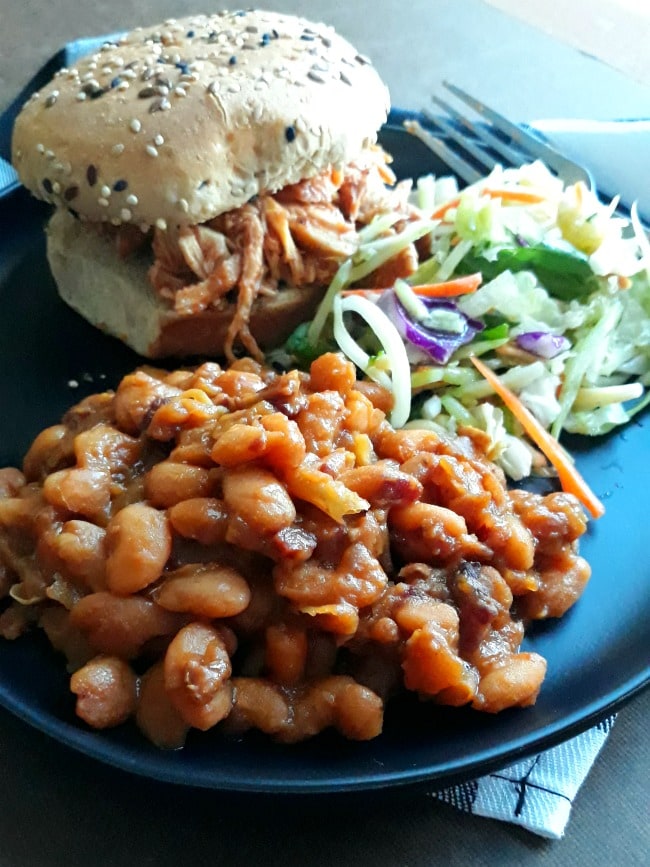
470 355 605 519
341 273 482 299
431 188 548 221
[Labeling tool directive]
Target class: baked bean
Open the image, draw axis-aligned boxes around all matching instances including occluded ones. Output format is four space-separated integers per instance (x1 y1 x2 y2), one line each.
223 466 296 536
168 497 229 545
43 468 111 523
309 352 356 395
105 503 171 594
70 656 138 728
265 624 307 685
22 424 75 482
136 662 189 750
0 468 26 499
164 622 233 730
226 678 290 736
0 352 593 747
145 462 215 508
157 563 251 618
70 592 181 658
113 370 181 435
275 542 387 608
472 653 547 713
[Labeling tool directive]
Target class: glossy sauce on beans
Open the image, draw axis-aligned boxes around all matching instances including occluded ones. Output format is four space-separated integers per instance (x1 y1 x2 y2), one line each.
0 354 590 747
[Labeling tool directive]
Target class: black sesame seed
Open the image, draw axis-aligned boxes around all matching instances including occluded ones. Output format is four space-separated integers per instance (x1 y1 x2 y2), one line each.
340 71 352 86
307 70 326 84
300 34 315 41
271 29 279 39
124 61 138 70
229 55 237 65
260 33 270 46
110 77 122 88
138 86 156 98
186 30 195 37
141 68 155 81
113 179 128 192
149 97 166 113
175 61 190 74
86 165 98 186
355 53 371 65
207 30 219 42
64 185 79 201
285 125 296 143
156 77 173 89
45 94 58 108
42 178 53 194
68 208 80 220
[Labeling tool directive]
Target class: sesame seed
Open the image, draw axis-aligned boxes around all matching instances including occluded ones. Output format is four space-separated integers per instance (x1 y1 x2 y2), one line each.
155 218 167 231
117 81 129 91
82 71 95 81
52 181 61 194
141 67 155 81
122 69 137 79
229 55 237 65
149 97 170 112
156 85 170 96
36 143 45 154
126 194 139 206
68 380 79 389
76 92 87 101
146 145 159 157
110 217 122 227
120 208 132 222
138 86 156 98
355 53 371 65
42 178 53 194
307 70 326 84
64 186 79 201
86 165 98 186
178 198 189 212
129 118 142 132
98 197 109 207
285 125 296 143
45 94 58 108
111 143 125 155
110 77 122 88
186 30 195 38
174 87 187 97
113 179 128 192
340 71 352 86
45 150 55 161
154 134 164 146
227 83 241 93
100 185 111 197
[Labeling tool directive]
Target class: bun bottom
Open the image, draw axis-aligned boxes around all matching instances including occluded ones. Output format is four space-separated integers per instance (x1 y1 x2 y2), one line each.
46 210 325 359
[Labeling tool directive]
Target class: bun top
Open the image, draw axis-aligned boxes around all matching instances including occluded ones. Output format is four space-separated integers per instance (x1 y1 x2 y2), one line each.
12 10 390 229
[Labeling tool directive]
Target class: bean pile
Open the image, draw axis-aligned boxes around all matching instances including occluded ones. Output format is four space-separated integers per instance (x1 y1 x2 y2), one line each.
0 353 590 747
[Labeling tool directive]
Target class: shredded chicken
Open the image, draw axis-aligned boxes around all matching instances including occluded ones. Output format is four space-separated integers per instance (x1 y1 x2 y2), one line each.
114 146 418 362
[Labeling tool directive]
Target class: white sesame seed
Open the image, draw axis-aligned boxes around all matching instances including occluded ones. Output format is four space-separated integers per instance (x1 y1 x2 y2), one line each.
98 197 109 207
102 66 112 75
126 194 139 206
45 150 55 160
146 145 159 157
114 56 124 67
82 71 95 81
154 134 164 146
179 198 189 212
139 223 150 233
68 379 79 388
110 217 122 226
129 118 142 133
117 81 129 91
155 218 168 231
111 143 125 155
76 92 87 101
101 185 111 197
174 87 187 97
51 89 60 98
36 143 45 154
122 69 137 80
120 208 133 221
52 182 61 194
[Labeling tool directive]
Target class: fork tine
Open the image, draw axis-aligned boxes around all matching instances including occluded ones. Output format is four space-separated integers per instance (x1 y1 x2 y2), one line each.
424 98 514 174
403 119 483 185
443 81 594 188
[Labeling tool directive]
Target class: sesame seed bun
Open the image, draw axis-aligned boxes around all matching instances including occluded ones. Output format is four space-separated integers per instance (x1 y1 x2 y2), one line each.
12 10 390 228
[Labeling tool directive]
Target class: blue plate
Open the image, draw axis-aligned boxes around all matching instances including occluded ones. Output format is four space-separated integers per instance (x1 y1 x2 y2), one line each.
0 41 648 794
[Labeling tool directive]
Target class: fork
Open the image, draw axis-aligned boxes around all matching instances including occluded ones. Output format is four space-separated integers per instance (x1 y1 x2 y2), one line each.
406 81 596 191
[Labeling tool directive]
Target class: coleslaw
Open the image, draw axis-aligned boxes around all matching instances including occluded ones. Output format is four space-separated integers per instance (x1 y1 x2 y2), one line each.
277 160 650 499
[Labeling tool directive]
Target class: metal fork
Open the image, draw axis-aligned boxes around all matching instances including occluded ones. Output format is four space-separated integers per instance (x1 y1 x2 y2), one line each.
407 81 595 190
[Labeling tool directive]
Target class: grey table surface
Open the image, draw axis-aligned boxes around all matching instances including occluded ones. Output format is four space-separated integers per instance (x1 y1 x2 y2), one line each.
0 1 649 864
